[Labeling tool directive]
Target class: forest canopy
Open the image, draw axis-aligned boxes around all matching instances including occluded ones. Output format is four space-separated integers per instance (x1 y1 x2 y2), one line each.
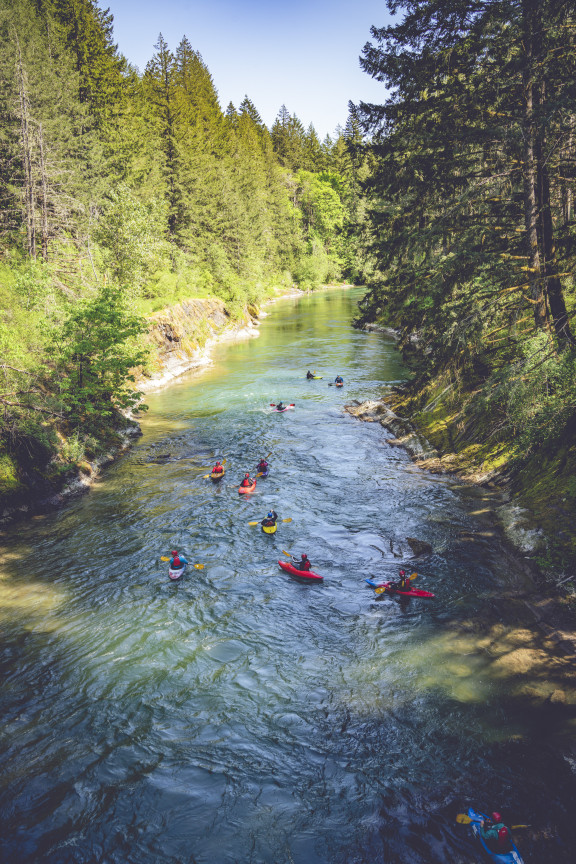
0 0 367 498
354 0 576 472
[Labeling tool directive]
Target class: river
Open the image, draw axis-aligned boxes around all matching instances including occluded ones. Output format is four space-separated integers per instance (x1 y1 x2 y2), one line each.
1 288 575 863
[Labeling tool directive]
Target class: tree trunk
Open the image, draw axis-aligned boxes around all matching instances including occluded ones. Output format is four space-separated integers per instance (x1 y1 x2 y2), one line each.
37 123 49 260
538 139 573 342
521 0 546 330
15 32 36 258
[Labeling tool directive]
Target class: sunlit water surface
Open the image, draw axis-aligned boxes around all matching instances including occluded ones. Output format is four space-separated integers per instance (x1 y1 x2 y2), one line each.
1 289 575 863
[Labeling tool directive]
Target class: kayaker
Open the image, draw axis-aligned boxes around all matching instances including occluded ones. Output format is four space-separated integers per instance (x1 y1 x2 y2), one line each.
306 370 314 379
292 553 311 572
261 510 278 527
240 472 254 488
275 402 285 411
170 550 188 569
212 461 224 475
398 570 411 590
479 813 513 853
256 458 269 473
335 375 344 384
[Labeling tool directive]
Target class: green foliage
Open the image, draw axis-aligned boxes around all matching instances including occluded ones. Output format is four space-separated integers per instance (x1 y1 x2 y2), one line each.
94 183 167 289
54 283 149 423
497 334 576 453
0 2 363 509
0 453 21 495
354 0 576 471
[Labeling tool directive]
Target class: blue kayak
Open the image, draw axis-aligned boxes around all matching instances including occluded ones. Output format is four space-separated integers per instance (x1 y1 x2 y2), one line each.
468 809 524 864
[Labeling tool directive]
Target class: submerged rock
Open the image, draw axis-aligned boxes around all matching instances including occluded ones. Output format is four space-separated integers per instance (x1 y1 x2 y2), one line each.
406 537 433 557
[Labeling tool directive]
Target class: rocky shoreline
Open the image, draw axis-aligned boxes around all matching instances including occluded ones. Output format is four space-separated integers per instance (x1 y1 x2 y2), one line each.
346 395 576 678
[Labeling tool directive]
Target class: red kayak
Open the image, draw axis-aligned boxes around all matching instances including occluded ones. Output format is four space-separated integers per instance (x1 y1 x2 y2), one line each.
278 560 323 582
365 578 434 598
238 480 257 494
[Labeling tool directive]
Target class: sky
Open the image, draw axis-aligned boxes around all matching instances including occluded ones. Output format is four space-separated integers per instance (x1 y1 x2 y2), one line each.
107 0 394 139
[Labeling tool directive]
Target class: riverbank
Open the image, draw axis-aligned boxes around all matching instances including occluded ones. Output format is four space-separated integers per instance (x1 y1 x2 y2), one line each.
346 395 576 681
0 284 354 525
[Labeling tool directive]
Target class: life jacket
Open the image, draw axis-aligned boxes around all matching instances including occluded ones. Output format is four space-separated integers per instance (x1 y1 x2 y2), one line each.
262 518 275 527
172 556 182 568
257 462 267 470
497 827 512 852
241 477 252 487
300 559 311 571
212 465 222 473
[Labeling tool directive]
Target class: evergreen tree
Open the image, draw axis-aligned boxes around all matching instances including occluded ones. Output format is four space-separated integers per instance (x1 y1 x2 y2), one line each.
143 33 184 245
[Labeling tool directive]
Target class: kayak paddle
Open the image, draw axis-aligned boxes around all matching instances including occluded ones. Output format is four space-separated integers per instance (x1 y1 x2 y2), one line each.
248 518 292 526
161 556 204 569
269 403 295 407
456 815 529 829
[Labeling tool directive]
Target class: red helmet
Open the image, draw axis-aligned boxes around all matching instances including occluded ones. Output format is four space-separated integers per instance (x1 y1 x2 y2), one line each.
491 812 502 823
399 570 406 576
171 550 177 555
302 554 308 559
245 472 250 477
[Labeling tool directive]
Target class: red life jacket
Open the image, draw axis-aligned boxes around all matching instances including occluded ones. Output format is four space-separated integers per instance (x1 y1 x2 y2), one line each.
172 556 182 568
497 827 512 851
301 559 311 571
241 477 252 487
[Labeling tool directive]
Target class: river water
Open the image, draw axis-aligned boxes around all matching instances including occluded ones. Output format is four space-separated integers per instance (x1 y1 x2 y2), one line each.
1 288 575 863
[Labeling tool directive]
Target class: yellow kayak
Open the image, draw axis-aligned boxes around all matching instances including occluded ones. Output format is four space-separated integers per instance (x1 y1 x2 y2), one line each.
262 522 277 534
210 468 226 481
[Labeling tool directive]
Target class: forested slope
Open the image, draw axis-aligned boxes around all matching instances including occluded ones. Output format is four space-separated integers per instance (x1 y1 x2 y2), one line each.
354 0 576 571
0 0 368 509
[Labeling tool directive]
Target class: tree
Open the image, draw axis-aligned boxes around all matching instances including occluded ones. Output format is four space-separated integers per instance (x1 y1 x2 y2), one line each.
55 283 148 423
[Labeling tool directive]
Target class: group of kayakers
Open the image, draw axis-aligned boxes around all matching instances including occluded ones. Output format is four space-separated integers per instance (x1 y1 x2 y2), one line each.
306 370 344 384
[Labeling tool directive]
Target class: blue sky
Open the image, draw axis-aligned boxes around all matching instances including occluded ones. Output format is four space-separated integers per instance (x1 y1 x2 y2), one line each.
108 0 394 139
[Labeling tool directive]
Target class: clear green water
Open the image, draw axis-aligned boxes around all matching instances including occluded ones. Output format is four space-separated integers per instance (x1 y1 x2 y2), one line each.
1 288 575 863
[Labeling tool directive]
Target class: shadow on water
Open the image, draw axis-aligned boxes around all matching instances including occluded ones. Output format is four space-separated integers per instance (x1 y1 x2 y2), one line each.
1 288 576 862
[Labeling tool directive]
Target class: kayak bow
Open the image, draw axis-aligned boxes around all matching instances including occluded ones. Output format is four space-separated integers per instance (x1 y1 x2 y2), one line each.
238 480 257 494
169 564 187 581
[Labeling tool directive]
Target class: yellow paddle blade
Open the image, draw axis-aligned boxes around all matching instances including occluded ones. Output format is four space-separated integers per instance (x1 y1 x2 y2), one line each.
202 474 210 479
410 572 418 580
194 564 204 570
282 549 292 557
375 585 388 595
161 556 170 562
456 814 474 824
248 521 259 526
282 517 292 523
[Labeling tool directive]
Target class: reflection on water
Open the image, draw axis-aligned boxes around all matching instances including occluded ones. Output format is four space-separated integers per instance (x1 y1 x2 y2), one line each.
1 289 575 863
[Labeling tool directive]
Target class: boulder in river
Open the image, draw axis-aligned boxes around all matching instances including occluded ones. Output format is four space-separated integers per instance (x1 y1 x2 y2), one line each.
406 537 433 557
